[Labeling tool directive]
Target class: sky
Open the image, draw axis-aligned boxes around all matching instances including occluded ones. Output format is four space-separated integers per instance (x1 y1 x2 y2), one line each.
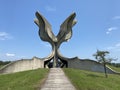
0 0 120 63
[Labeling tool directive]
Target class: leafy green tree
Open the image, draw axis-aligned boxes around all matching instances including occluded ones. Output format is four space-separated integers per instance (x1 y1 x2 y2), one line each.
93 50 111 78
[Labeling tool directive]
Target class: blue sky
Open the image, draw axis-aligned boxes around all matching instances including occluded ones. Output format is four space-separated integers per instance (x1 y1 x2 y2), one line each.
0 0 120 62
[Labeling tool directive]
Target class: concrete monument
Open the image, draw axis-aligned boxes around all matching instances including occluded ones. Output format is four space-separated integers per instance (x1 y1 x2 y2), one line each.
34 11 78 68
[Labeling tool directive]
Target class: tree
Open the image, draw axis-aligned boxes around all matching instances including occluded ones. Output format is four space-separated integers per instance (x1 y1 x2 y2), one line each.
0 61 11 65
93 50 110 78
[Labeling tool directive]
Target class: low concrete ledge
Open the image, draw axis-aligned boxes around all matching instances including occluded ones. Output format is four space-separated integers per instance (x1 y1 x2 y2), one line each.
0 57 44 74
67 58 120 75
0 57 120 75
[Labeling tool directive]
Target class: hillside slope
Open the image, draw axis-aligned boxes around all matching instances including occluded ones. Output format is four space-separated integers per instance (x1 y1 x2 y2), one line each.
63 68 120 90
0 68 49 90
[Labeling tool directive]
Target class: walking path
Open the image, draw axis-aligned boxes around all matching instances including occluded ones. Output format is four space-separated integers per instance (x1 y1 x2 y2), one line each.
41 68 76 90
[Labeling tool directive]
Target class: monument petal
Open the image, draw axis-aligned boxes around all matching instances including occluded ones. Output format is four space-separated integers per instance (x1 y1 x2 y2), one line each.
34 11 57 43
57 12 77 45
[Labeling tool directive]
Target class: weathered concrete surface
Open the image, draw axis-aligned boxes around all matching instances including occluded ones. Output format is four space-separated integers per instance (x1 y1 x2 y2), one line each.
67 59 120 74
41 68 76 90
0 57 44 74
0 57 120 75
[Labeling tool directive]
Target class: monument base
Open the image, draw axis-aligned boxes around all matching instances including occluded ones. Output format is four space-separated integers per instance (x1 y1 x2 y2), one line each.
0 57 120 75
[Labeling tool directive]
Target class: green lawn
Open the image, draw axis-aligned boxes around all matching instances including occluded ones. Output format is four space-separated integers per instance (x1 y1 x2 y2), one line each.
63 68 120 90
0 68 49 90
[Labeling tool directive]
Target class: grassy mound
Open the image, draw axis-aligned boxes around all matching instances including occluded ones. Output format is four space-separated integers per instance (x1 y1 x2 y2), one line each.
0 68 49 90
63 68 120 90
107 65 120 72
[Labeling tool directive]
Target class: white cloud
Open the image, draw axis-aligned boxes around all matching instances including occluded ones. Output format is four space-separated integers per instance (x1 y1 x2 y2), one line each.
108 27 117 31
106 27 118 34
106 31 110 34
106 46 114 50
45 6 56 12
115 43 120 47
106 43 120 63
0 32 12 40
106 43 120 51
113 16 120 20
6 53 15 57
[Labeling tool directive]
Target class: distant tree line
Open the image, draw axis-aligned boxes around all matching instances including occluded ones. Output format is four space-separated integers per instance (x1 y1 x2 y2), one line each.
0 61 11 66
107 63 120 67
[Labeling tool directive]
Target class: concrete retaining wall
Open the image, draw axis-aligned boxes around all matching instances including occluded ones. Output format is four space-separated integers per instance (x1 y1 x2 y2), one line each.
67 59 120 74
0 57 44 74
0 57 120 74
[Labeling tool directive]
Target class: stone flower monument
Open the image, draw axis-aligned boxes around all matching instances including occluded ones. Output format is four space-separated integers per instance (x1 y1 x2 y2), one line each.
34 11 78 68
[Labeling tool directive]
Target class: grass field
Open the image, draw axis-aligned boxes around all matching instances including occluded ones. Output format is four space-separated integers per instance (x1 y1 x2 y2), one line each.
107 65 120 72
0 65 120 90
63 68 120 90
0 68 49 90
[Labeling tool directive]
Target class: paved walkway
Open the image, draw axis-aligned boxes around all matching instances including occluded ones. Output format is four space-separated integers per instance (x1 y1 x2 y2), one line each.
41 68 76 90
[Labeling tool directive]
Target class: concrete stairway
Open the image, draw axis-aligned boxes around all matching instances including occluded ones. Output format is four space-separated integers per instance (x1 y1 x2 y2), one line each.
41 68 76 90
